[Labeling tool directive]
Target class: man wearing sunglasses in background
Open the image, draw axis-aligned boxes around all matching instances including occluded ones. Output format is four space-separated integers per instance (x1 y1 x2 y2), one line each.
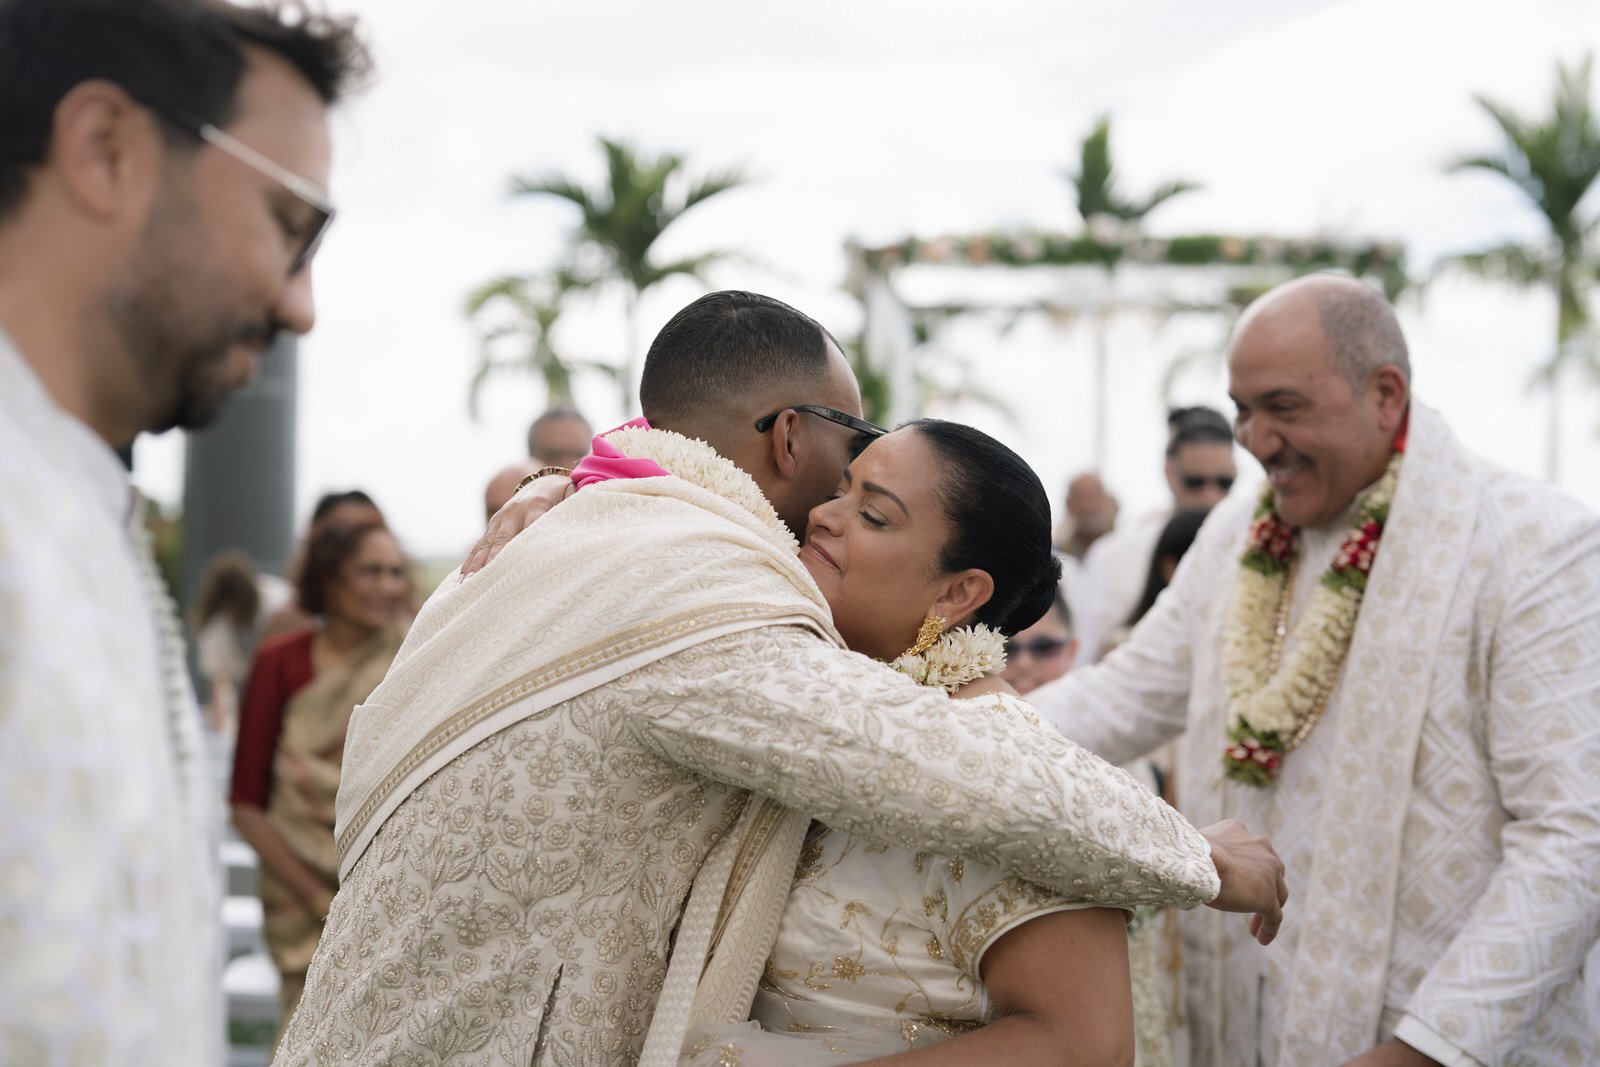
1074 405 1237 664
0 1 368 1061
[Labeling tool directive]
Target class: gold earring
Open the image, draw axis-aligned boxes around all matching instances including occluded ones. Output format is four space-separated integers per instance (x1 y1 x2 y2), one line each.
900 614 947 659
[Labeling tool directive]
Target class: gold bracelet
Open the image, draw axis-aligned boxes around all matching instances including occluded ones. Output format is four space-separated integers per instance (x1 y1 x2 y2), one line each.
515 466 572 493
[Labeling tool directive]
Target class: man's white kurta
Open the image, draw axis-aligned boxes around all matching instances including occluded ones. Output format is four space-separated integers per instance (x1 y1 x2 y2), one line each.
0 333 221 1064
1031 403 1600 1067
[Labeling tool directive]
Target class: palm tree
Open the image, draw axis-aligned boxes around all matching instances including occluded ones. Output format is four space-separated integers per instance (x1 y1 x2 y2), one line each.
1444 54 1600 482
510 136 747 410
1062 116 1199 467
464 270 619 419
1068 115 1200 228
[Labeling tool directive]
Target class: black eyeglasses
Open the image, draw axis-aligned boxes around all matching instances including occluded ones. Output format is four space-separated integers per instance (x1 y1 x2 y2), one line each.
1005 636 1070 659
145 104 334 276
755 405 887 457
1179 473 1235 492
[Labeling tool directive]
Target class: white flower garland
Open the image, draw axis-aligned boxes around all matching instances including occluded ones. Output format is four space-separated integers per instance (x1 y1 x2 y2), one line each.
1221 451 1402 786
891 623 1008 693
602 424 796 553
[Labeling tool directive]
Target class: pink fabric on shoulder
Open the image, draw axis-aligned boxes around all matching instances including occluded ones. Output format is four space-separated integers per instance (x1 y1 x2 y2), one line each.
570 417 672 490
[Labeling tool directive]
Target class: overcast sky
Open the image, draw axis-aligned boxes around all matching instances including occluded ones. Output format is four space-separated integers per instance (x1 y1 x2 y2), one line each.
133 0 1600 559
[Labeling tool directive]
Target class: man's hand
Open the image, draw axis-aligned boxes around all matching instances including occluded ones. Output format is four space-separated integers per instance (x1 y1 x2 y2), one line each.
1201 819 1288 945
1339 1039 1440 1066
460 475 574 578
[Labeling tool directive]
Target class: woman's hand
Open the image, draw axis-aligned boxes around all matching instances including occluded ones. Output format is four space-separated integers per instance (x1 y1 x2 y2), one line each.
231 804 337 922
460 475 574 578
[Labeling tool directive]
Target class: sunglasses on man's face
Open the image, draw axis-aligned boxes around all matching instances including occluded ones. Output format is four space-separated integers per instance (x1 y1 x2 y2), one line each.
1004 636 1070 659
754 405 888 458
1179 473 1235 492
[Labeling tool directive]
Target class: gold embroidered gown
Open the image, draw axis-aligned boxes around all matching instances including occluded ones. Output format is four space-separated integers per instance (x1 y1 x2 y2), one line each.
682 695 1101 1065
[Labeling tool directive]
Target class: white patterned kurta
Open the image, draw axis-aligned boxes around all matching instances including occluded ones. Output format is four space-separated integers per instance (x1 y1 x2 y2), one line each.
1032 403 1600 1067
277 427 1219 1067
0 333 221 1064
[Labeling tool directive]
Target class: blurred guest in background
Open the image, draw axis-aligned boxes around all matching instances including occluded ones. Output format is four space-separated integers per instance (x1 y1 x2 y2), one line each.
484 459 540 521
259 489 384 640
1055 471 1119 560
1000 590 1078 694
479 408 593 524
1101 507 1213 658
1076 407 1236 663
527 405 592 469
0 1 368 1059
190 549 262 735
229 520 410 1041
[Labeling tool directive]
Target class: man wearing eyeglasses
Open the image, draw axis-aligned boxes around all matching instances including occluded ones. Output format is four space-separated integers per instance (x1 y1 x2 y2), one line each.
1075 406 1237 664
0 1 368 1062
291 290 1290 1066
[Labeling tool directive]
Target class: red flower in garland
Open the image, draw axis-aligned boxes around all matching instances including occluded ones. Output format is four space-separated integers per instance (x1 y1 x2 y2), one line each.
1247 513 1295 565
1224 734 1284 784
1333 520 1383 576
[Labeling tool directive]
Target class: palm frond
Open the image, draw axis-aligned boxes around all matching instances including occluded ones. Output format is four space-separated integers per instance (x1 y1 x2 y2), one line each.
1128 179 1201 221
680 166 749 213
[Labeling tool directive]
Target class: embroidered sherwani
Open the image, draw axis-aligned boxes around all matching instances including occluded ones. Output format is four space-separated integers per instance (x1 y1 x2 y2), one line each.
0 332 221 1064
276 426 1220 1067
1032 403 1600 1067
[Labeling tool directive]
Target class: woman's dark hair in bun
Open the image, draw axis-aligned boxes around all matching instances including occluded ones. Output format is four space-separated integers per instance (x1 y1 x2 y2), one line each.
903 419 1062 636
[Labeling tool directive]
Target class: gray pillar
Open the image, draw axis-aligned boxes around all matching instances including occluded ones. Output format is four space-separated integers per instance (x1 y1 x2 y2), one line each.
180 336 298 606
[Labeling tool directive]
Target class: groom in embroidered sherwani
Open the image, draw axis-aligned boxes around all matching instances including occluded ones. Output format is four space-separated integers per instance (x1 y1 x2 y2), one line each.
278 292 1285 1067
1033 274 1600 1067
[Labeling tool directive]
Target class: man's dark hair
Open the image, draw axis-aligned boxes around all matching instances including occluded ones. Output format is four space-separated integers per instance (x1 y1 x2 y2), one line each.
526 406 592 458
1166 405 1233 458
0 0 371 219
639 291 840 426
904 419 1062 638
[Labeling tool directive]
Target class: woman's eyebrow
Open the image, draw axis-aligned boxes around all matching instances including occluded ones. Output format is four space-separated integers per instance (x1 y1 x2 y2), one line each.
860 481 909 517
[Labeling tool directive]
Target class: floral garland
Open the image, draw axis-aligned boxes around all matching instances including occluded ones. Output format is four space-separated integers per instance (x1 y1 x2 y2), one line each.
891 623 1007 693
1221 451 1403 787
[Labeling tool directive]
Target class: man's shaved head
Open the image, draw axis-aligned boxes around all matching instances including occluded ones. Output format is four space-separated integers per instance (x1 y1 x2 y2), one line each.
1239 274 1410 388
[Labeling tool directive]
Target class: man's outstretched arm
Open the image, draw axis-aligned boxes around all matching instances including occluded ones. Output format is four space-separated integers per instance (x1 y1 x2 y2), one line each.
622 627 1284 927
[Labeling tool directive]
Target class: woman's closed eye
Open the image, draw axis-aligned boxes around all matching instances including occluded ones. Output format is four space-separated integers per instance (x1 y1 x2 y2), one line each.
860 509 888 529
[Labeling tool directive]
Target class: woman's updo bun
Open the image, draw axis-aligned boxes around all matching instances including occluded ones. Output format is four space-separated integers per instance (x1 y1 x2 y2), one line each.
903 419 1061 637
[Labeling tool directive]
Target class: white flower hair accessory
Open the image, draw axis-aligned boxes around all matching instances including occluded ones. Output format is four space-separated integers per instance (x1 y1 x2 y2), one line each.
891 622 1008 693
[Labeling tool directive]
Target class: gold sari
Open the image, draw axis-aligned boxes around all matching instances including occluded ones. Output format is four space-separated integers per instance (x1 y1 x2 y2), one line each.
261 625 406 995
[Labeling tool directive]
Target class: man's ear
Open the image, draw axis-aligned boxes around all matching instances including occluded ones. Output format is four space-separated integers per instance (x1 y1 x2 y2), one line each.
929 569 994 630
767 408 802 482
49 80 161 222
1371 365 1409 432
